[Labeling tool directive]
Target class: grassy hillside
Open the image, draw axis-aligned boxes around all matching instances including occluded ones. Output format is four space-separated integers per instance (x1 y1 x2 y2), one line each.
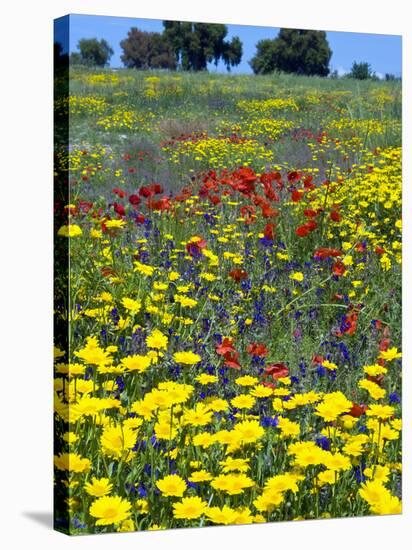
54 67 402 534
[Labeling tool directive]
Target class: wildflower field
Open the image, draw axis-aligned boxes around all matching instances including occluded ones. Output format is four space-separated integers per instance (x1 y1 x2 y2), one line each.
54 68 402 534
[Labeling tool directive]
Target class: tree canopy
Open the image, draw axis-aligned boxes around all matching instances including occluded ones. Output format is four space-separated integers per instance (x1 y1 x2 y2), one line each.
348 61 376 80
75 38 114 67
161 21 242 71
250 29 332 76
120 28 177 70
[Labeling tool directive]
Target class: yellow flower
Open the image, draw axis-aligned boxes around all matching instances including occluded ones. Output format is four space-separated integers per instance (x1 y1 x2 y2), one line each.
195 373 218 385
379 347 401 361
146 328 168 350
133 261 155 276
117 519 135 532
323 452 351 472
121 354 151 373
231 394 256 410
235 375 259 387
156 474 187 497
322 360 338 371
89 495 132 526
220 456 250 473
318 470 338 486
290 271 304 282
188 470 213 482
358 379 386 400
54 453 91 473
211 473 254 495
364 465 390 483
84 477 113 497
100 425 136 459
105 219 126 229
182 403 213 427
174 294 198 308
277 417 300 438
57 224 82 237
366 404 395 420
205 505 238 525
250 385 273 398
121 297 141 314
74 336 112 366
233 420 264 445
173 351 202 365
173 496 208 519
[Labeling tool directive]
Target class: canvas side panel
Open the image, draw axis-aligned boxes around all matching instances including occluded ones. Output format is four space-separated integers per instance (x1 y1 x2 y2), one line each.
53 14 71 536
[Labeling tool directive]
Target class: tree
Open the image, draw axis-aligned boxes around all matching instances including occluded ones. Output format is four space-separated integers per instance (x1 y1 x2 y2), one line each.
120 28 176 69
54 42 69 69
249 39 278 75
77 38 114 67
69 52 82 65
348 61 375 80
250 29 332 76
162 21 242 71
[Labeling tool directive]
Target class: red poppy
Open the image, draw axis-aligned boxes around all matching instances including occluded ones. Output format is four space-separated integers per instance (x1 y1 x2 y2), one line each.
295 220 318 237
295 225 311 237
367 374 385 385
379 338 391 352
113 202 126 216
229 269 248 282
314 247 342 260
330 209 341 222
291 189 304 203
264 363 289 379
152 183 164 194
112 187 126 198
263 181 280 202
240 205 256 224
375 245 385 255
287 171 302 183
261 203 279 218
312 355 324 365
139 186 154 198
332 260 346 276
223 351 241 370
135 213 145 224
216 338 236 356
101 266 117 278
147 197 171 211
78 200 93 213
303 209 318 218
303 175 316 190
209 194 221 205
348 403 368 418
264 222 276 240
247 342 268 357
129 194 141 206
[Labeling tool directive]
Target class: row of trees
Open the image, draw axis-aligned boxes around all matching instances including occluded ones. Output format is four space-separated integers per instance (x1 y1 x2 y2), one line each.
68 24 394 80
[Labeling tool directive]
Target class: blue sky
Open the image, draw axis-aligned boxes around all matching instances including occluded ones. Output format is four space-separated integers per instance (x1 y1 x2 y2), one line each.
55 14 402 77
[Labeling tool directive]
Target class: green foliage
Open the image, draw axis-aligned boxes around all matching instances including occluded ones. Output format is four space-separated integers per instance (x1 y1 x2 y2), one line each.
163 21 242 71
250 29 332 76
54 42 69 69
76 38 114 67
120 28 177 70
348 61 376 80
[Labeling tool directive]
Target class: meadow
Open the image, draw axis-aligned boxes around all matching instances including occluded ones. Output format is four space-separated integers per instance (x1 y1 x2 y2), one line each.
54 67 402 534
